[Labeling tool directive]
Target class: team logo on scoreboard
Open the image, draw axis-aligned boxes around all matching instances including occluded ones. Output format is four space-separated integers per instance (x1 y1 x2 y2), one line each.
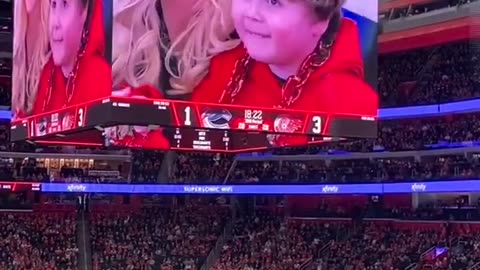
62 113 75 131
36 118 48 136
201 109 232 129
273 115 303 133
266 115 304 147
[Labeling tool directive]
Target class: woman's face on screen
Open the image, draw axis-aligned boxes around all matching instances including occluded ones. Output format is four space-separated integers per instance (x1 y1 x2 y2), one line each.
232 0 327 66
49 0 87 67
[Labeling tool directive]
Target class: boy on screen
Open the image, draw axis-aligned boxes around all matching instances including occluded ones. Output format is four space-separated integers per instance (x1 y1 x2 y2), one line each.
33 0 111 115
191 0 378 116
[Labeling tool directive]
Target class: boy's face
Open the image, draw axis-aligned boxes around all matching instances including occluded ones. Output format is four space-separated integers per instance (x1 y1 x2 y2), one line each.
232 0 328 67
49 0 87 68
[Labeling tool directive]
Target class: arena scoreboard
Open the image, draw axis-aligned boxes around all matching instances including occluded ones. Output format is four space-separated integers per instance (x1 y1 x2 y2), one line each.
10 96 376 152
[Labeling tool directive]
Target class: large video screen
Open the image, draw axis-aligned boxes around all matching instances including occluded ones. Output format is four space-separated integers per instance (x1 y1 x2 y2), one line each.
11 0 378 151
12 0 112 119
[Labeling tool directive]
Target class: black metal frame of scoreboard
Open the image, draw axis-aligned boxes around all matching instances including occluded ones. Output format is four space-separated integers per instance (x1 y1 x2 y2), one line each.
11 96 376 152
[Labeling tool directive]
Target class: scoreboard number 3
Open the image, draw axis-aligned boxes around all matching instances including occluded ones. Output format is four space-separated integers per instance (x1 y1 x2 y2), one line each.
312 116 322 134
77 108 84 127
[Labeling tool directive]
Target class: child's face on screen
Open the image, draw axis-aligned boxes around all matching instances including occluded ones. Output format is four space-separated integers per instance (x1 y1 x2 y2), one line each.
232 0 328 66
49 0 87 68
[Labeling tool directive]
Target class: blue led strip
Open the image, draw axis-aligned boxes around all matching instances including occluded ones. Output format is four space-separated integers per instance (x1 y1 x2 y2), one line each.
0 110 11 120
41 179 480 194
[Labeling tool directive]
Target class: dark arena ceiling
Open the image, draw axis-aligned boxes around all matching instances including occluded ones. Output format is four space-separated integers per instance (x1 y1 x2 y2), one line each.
0 0 12 55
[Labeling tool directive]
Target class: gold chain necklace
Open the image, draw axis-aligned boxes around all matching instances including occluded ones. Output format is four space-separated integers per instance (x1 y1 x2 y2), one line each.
219 42 332 108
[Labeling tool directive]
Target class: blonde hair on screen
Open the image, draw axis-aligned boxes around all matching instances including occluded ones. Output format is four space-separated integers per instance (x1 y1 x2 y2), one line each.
110 0 163 141
164 0 240 96
108 0 239 141
12 0 50 117
112 0 162 90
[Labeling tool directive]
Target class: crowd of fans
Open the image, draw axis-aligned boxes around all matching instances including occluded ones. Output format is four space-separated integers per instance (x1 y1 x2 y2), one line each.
383 0 476 20
204 154 479 184
90 204 228 270
0 212 79 270
451 232 480 270
379 42 480 107
364 114 480 152
211 210 480 270
129 150 164 183
1 150 479 185
0 197 479 270
264 113 480 154
172 153 232 184
0 59 11 107
316 222 446 270
213 211 343 270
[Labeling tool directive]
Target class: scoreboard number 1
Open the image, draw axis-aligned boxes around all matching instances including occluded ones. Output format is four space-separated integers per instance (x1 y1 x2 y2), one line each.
184 106 192 126
312 116 322 134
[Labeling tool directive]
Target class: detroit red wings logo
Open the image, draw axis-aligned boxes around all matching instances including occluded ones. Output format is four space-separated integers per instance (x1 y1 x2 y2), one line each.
61 113 75 131
267 115 305 147
273 115 304 133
